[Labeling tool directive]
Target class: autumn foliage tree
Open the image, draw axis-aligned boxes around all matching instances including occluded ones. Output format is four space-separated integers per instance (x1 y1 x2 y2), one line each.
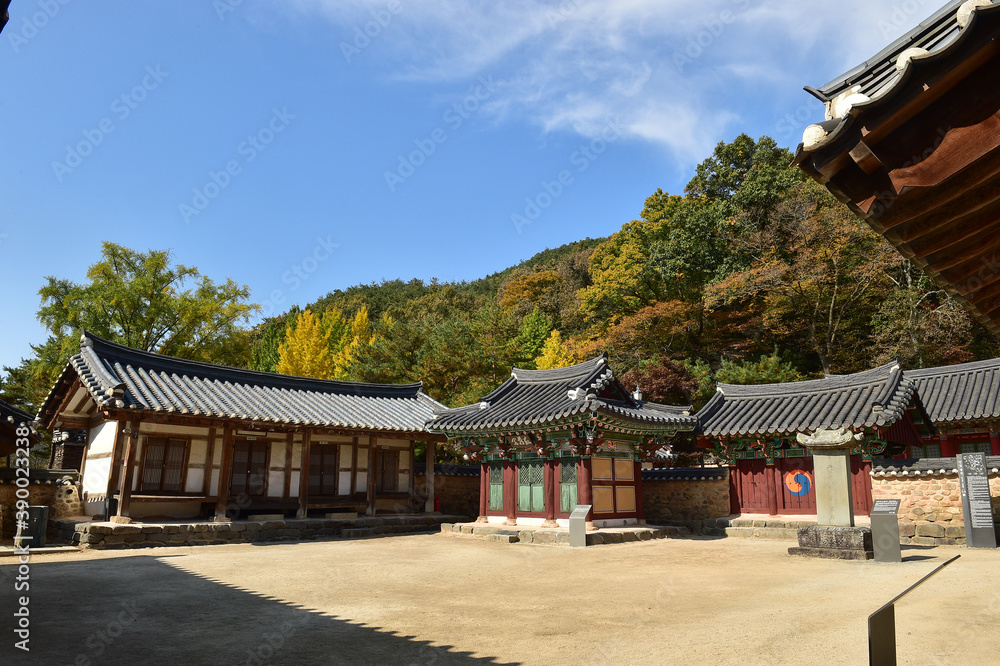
277 310 333 379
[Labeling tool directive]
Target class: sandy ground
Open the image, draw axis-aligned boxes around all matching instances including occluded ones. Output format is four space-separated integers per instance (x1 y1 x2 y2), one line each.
1 533 997 665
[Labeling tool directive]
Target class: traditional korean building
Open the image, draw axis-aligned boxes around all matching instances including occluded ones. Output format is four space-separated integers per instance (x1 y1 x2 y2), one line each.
793 0 1000 334
696 362 932 516
1 397 38 459
426 355 698 528
36 332 446 522
907 357 1000 457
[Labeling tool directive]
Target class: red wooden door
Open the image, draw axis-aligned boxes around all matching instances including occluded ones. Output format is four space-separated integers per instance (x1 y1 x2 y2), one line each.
776 458 815 514
850 456 873 515
734 460 770 513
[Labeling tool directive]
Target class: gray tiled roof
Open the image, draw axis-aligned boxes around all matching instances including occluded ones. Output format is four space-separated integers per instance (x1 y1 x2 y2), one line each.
427 355 698 436
46 332 444 433
696 362 916 437
1 398 34 427
798 1 999 149
907 357 1000 423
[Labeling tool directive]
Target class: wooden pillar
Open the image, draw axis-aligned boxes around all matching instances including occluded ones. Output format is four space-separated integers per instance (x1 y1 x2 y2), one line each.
542 458 557 527
113 420 140 524
579 457 594 529
298 432 312 518
765 463 779 516
991 430 1000 456
104 420 127 502
282 432 293 501
213 425 235 521
424 441 435 513
634 460 646 524
408 440 416 508
203 427 216 499
478 462 488 522
367 437 377 516
504 458 517 526
940 433 958 458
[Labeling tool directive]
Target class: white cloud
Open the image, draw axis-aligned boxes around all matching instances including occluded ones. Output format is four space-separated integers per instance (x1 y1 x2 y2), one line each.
283 0 945 166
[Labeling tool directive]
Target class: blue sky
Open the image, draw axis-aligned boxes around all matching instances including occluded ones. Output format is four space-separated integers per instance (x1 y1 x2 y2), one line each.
0 0 936 370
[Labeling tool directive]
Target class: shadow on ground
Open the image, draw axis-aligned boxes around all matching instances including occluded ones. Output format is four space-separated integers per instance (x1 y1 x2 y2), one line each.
1 555 512 665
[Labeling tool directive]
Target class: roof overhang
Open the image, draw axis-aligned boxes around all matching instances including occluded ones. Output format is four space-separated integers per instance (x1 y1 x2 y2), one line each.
795 3 1000 336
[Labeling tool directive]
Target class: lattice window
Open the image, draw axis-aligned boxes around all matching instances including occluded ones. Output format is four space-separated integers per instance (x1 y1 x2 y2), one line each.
517 461 544 512
560 459 578 513
140 437 188 493
959 442 991 454
560 459 578 484
488 462 503 511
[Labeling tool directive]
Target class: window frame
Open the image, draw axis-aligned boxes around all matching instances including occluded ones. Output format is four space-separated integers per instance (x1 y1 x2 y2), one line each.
138 436 191 494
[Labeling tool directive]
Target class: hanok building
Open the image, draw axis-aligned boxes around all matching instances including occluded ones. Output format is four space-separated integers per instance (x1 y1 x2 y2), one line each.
36 333 446 523
696 362 932 516
794 0 1000 334
907 357 1000 457
426 355 698 528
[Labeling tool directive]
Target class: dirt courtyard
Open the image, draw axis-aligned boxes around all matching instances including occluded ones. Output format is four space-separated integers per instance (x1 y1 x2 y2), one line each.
2 533 997 665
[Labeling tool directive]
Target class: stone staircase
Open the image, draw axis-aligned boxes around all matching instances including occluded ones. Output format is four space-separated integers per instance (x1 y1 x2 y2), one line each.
440 522 691 546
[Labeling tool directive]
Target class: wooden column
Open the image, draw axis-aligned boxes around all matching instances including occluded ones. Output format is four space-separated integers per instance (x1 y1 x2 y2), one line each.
765 463 779 516
478 462 488 522
579 457 593 528
424 441 435 513
940 432 958 458
991 430 1000 456
367 437 377 516
298 431 312 518
113 419 140 524
634 460 646 524
203 427 217 499
213 425 235 521
409 440 416 508
104 420 127 502
542 458 557 527
282 432 293 501
504 458 517 526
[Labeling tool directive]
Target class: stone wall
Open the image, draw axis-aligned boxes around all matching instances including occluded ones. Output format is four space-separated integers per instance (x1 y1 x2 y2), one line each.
0 472 82 541
871 457 1000 546
414 465 479 517
641 468 731 526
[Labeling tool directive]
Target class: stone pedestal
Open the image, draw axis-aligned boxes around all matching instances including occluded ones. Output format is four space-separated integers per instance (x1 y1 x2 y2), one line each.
788 525 873 560
789 428 872 560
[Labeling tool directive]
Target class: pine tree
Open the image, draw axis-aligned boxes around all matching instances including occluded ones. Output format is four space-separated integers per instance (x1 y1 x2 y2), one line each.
276 310 334 379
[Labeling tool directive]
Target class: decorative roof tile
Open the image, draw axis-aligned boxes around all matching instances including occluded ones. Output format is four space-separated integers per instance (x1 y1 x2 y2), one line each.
427 355 697 436
1 398 34 427
40 332 445 433
696 362 916 437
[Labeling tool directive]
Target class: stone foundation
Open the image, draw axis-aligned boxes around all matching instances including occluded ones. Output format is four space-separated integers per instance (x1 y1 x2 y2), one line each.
50 514 470 550
788 525 874 560
871 457 1000 546
441 522 689 546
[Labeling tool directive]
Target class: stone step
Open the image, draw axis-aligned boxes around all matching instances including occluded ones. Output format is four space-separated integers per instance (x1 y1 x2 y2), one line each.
724 526 800 540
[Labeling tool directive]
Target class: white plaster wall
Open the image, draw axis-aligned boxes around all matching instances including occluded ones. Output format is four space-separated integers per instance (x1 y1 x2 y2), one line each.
210 469 219 497
186 468 205 494
398 449 410 491
88 421 118 455
357 447 368 469
356 471 368 493
271 442 286 468
338 472 352 495
267 470 285 497
81 421 117 510
289 471 300 497
340 444 353 467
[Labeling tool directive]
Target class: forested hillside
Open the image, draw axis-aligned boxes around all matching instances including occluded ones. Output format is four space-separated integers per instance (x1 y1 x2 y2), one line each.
5 134 998 416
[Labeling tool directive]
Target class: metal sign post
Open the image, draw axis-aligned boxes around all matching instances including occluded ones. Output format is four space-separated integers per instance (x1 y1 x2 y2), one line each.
956 453 997 549
868 555 960 666
870 499 902 563
569 504 592 547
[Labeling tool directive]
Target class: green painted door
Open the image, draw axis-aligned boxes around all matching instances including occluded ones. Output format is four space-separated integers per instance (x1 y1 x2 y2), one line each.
560 459 578 513
518 461 544 512
488 462 504 511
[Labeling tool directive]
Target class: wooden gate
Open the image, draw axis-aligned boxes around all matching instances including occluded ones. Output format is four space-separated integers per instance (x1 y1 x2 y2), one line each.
730 455 873 516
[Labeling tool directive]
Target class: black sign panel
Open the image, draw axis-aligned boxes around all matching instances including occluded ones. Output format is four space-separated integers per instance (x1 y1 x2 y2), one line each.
870 499 902 563
871 499 901 515
957 453 997 549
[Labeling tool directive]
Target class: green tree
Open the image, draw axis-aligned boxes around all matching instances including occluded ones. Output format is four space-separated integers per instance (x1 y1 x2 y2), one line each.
715 350 805 385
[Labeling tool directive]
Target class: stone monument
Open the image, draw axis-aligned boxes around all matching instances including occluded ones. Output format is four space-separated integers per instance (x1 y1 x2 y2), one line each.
787 428 874 560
